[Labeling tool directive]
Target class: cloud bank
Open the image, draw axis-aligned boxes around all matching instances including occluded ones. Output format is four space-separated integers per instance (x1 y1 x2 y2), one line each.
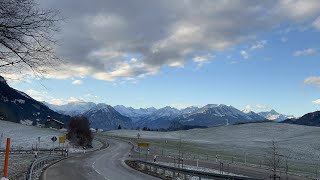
33 0 320 81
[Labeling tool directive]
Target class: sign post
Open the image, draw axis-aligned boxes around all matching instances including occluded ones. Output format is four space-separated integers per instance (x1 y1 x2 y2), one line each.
137 142 149 161
51 136 57 155
59 136 65 151
37 137 40 150
0 133 3 150
2 138 10 179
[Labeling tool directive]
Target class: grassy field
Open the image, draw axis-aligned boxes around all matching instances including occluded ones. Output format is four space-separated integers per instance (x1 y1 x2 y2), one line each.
0 120 65 150
105 122 320 178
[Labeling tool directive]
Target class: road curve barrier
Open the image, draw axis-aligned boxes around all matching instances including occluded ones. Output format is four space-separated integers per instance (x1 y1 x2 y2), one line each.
25 155 63 180
126 160 263 180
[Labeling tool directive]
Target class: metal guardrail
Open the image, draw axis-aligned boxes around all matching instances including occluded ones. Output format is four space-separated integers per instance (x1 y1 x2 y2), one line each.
25 155 63 180
0 149 66 154
133 160 263 180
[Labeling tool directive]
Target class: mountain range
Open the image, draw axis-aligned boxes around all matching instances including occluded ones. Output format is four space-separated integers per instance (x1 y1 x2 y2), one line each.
44 101 294 129
0 75 297 130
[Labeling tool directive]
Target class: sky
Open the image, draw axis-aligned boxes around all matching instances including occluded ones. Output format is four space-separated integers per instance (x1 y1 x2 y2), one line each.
2 0 320 117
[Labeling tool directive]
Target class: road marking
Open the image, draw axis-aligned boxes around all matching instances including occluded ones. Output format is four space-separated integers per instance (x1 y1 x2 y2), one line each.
91 149 112 180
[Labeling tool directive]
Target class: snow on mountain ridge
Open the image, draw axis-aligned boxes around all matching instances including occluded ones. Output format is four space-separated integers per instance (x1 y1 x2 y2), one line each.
113 105 157 122
44 101 96 116
257 109 294 122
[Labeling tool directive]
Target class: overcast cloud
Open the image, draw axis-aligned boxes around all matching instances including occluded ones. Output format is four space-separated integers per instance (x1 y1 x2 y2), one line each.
35 0 320 81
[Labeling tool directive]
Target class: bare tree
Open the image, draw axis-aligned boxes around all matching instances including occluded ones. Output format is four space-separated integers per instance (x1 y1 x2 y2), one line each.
0 0 61 76
266 140 282 179
66 116 93 148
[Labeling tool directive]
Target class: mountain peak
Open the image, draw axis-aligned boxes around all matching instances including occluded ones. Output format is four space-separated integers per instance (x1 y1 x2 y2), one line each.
270 109 278 114
162 106 176 110
203 104 219 108
96 103 111 109
242 109 253 113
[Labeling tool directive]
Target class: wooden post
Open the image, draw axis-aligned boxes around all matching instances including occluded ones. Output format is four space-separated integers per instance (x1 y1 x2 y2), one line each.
3 138 10 178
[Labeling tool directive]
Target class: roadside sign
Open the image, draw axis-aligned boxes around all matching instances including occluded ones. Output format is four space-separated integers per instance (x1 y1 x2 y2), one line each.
59 136 65 143
137 142 149 148
51 136 57 142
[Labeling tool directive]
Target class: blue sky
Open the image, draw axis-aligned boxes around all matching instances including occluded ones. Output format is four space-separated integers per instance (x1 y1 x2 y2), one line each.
3 0 320 117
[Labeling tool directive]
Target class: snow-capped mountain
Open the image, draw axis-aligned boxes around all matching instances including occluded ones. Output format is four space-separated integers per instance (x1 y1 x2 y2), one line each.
113 105 157 122
258 109 294 122
176 104 266 127
44 101 96 116
244 111 266 121
136 106 182 129
0 76 70 125
83 103 132 130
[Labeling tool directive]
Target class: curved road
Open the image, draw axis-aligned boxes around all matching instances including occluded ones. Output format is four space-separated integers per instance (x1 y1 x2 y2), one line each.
42 138 158 180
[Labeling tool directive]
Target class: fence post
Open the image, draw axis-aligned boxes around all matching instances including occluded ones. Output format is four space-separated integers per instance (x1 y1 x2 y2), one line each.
244 152 247 166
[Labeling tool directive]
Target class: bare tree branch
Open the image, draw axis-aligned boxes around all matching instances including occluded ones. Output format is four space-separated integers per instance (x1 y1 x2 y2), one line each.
0 0 62 76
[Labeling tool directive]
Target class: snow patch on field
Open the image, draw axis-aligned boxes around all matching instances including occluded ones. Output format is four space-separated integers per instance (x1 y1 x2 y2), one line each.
107 123 320 161
0 120 64 149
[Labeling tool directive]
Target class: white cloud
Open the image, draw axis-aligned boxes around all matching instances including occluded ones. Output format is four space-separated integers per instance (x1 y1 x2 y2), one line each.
8 0 319 81
48 97 85 105
250 40 267 50
192 54 215 67
293 48 317 56
313 16 320 29
168 61 184 68
25 89 98 105
240 50 249 59
276 0 320 21
312 99 320 104
26 89 47 101
72 79 83 85
304 76 320 86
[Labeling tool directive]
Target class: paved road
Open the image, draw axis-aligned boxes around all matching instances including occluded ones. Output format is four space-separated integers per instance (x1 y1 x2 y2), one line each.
42 138 158 180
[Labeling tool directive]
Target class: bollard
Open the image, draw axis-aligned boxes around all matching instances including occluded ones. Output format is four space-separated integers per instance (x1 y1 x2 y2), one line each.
3 138 10 178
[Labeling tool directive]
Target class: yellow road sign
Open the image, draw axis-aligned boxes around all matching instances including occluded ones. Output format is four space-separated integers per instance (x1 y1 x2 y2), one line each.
59 136 65 143
137 142 149 148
